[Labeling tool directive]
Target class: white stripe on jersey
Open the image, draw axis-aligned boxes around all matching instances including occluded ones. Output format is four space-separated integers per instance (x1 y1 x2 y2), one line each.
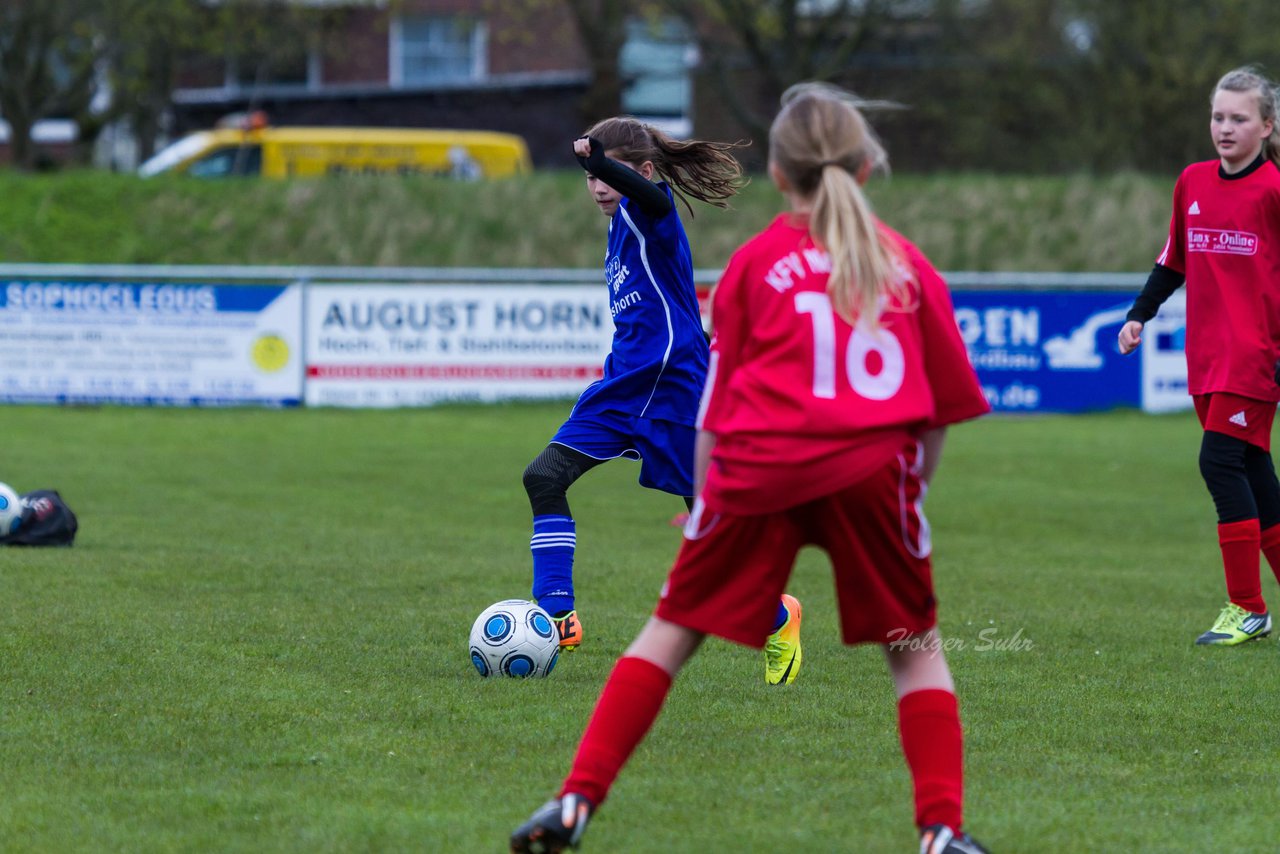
681 496 721 540
695 350 719 431
1156 234 1173 266
898 440 932 559
616 204 675 418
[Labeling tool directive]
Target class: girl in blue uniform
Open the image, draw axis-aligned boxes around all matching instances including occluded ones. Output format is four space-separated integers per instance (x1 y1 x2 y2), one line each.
524 118 802 684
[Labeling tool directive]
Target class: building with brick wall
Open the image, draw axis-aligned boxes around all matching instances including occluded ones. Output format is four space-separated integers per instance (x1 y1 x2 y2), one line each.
165 1 696 169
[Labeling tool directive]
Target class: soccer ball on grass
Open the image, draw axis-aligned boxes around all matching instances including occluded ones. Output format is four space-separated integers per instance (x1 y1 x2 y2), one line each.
0 482 23 537
469 599 560 678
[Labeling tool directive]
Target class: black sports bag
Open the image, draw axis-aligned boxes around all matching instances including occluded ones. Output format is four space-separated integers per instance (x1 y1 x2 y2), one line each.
1 490 78 546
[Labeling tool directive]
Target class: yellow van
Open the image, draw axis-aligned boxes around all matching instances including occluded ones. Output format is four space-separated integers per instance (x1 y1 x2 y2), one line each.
139 117 532 180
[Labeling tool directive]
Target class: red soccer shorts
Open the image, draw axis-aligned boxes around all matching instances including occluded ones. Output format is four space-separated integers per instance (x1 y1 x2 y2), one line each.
655 440 938 647
1193 392 1277 451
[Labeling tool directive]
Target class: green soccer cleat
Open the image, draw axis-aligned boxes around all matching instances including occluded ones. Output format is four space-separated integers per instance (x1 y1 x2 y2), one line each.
764 594 803 685
1195 602 1271 645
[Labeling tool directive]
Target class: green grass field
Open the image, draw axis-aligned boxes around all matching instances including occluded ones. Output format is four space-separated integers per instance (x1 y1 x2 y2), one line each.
1 403 1275 852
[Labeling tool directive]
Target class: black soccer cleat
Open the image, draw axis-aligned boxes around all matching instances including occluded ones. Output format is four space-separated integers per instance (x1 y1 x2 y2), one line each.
920 823 991 854
510 793 594 853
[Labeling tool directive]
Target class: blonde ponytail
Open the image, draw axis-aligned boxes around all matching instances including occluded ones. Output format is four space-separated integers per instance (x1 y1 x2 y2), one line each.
770 83 910 327
812 165 903 325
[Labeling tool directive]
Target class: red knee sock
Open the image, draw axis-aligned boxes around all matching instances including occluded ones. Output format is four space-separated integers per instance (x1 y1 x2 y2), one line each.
1260 523 1280 589
898 688 964 832
560 656 673 806
1219 519 1264 613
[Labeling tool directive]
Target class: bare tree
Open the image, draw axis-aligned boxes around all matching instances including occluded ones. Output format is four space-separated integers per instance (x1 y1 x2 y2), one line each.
100 0 338 163
478 0 631 128
662 0 893 143
0 0 102 170
561 0 634 125
92 0 210 163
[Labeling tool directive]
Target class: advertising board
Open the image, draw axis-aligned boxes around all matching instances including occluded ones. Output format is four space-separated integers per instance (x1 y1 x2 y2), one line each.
0 281 303 406
0 269 1195 415
951 291 1148 413
304 284 614 407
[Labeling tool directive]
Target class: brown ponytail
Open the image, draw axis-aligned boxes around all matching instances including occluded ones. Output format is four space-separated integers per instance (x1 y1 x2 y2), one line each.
584 117 745 215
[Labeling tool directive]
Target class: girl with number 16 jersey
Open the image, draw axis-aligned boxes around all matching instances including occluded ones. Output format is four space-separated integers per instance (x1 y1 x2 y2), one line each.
511 83 990 854
699 205 990 523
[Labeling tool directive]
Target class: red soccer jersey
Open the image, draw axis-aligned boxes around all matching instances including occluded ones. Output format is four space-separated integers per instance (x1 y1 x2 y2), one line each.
1156 159 1280 401
698 213 989 514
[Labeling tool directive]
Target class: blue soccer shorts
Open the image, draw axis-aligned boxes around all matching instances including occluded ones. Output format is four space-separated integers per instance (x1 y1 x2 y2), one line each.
550 409 695 497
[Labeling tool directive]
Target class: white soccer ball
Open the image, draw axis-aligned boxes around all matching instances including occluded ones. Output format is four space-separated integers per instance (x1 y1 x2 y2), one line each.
0 482 22 537
469 599 560 678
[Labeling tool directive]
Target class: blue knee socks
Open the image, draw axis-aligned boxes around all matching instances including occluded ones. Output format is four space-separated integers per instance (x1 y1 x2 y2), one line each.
531 515 576 616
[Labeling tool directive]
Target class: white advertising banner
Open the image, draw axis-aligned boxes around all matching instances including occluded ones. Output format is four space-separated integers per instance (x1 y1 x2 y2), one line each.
1140 290 1192 413
0 281 303 406
305 284 614 407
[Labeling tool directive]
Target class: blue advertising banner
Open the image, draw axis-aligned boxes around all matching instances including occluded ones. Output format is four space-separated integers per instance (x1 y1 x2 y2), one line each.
0 269 1186 414
953 291 1143 413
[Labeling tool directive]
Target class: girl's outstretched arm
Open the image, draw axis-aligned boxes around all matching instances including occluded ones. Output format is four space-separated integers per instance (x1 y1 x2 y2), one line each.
575 136 673 217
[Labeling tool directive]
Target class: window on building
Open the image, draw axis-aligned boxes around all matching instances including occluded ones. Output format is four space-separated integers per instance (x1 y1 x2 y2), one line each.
393 16 486 86
620 17 695 136
227 54 312 90
226 29 316 91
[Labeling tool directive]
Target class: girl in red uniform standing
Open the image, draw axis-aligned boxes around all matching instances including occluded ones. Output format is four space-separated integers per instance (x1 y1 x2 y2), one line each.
1119 67 1280 645
510 83 990 854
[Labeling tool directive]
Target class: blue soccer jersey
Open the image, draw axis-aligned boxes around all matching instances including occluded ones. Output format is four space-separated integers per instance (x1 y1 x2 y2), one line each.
573 184 709 425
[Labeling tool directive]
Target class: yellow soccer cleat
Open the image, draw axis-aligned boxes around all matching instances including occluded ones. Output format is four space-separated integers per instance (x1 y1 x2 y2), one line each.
1195 602 1271 645
764 594 802 685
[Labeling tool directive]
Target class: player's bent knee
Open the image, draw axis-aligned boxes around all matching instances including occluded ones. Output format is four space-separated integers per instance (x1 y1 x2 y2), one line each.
523 447 585 516
522 465 567 507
